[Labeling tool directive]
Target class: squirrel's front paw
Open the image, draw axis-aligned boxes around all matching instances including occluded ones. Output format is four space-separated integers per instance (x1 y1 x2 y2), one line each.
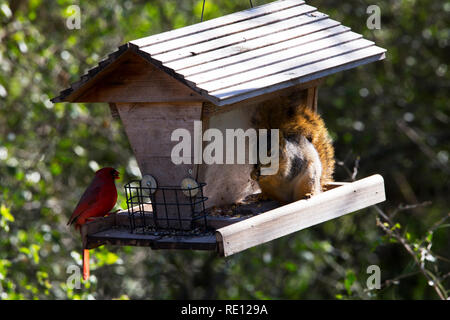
250 166 260 181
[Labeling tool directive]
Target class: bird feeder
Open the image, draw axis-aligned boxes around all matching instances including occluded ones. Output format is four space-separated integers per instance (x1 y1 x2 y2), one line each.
52 0 387 257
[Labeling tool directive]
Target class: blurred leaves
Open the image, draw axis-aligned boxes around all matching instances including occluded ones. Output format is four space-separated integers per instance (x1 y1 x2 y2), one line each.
0 0 448 300
344 270 356 295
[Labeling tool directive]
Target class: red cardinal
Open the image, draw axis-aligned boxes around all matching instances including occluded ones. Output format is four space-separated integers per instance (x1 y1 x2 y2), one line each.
68 167 120 280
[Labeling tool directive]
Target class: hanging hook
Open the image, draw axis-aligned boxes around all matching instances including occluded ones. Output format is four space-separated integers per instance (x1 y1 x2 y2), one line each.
201 0 206 22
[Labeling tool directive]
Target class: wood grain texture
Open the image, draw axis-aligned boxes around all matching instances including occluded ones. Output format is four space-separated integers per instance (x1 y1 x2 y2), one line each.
306 87 318 111
147 4 318 62
82 177 384 253
108 103 120 119
210 47 386 105
216 174 386 257
116 102 202 176
167 19 343 73
53 1 386 107
198 103 260 208
76 53 204 103
87 228 217 250
84 210 217 250
201 79 321 119
204 38 374 93
185 29 359 85
81 214 116 249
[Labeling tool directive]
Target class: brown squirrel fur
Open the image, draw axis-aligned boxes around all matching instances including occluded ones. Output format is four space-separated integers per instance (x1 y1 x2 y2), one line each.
251 96 335 203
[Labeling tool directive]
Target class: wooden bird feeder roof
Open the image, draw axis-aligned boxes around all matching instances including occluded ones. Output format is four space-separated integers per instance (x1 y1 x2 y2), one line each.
52 0 386 106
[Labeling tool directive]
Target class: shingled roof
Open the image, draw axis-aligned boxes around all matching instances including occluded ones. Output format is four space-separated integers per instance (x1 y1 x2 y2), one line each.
52 0 386 106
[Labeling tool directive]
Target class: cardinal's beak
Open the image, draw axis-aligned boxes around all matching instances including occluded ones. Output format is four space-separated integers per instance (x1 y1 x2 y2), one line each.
113 170 120 180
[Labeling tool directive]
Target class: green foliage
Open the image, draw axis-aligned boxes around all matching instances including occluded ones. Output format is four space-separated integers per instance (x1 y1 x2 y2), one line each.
0 0 448 300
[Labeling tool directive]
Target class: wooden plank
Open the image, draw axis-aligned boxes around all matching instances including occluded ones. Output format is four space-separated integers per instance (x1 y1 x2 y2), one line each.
89 228 162 241
201 79 319 119
174 22 345 76
186 30 361 85
198 84 312 208
130 0 303 48
210 46 386 105
144 4 312 56
153 234 217 250
147 5 321 63
202 37 373 93
117 102 202 229
216 174 386 257
306 87 317 111
87 228 216 250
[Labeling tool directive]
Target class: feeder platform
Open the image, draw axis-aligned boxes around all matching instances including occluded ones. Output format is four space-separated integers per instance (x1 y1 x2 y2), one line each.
81 174 385 257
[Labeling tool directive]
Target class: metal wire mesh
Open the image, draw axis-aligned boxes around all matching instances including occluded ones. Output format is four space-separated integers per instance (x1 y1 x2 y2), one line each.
124 180 208 235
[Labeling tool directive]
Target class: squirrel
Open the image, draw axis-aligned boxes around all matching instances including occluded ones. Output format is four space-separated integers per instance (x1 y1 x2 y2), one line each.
251 96 335 204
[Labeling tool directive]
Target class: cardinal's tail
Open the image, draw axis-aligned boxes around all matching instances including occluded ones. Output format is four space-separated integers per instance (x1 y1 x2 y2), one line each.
83 249 90 281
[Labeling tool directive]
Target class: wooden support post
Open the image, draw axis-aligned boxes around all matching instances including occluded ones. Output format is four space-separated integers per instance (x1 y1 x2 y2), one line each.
306 86 318 112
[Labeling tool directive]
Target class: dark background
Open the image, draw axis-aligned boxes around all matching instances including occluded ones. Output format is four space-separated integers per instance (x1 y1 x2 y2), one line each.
0 0 448 299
